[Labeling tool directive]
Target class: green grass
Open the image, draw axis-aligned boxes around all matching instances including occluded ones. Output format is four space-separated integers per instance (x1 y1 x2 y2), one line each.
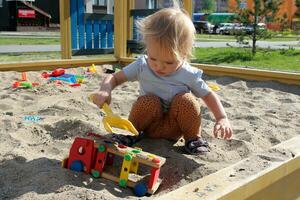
0 35 299 73
192 47 300 72
196 34 300 42
0 52 60 62
0 37 60 45
1 48 299 72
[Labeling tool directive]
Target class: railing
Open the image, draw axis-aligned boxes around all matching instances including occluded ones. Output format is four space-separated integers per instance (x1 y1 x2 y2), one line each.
127 9 159 54
70 0 114 55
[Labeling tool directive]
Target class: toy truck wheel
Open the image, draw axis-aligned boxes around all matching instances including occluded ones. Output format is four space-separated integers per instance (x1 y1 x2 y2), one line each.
70 160 84 172
133 183 148 197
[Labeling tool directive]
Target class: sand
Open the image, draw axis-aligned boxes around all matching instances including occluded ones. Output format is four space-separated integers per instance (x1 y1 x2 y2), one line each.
0 65 299 200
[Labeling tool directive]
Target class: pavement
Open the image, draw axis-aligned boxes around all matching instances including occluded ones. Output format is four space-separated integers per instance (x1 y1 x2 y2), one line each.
0 31 299 53
0 31 60 37
0 45 61 53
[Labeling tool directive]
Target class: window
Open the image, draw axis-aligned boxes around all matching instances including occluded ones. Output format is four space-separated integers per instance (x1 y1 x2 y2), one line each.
93 0 107 6
0 0 3 7
146 0 156 9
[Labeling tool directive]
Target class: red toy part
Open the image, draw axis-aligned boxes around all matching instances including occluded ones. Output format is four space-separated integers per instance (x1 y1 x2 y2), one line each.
41 72 50 78
51 68 65 77
67 137 97 173
12 81 21 88
21 72 27 81
69 83 81 87
106 153 115 166
93 145 107 176
148 167 160 190
32 82 40 86
41 68 65 78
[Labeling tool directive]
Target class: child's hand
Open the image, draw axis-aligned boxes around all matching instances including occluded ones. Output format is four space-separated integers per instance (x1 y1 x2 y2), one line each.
91 91 111 108
213 118 232 140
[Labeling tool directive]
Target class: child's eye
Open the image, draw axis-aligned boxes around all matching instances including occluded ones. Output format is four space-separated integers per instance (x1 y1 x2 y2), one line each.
166 62 174 65
150 57 156 61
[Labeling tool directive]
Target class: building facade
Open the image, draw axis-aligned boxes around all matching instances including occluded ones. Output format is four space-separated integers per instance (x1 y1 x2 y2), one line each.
0 0 59 31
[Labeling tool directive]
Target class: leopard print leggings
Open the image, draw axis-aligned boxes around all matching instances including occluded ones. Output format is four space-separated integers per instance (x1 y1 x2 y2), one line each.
128 93 202 141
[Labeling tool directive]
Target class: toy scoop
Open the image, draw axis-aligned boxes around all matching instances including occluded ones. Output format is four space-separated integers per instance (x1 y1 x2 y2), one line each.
89 94 139 136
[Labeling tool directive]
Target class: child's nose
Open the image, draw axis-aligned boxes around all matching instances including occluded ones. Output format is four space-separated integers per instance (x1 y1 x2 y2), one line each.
155 61 164 69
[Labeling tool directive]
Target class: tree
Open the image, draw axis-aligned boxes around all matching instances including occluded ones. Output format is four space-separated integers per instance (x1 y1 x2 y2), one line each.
295 0 300 40
295 0 300 17
234 0 283 55
201 0 216 13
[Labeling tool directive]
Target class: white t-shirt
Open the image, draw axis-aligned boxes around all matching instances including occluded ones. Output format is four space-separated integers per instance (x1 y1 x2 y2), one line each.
123 55 211 109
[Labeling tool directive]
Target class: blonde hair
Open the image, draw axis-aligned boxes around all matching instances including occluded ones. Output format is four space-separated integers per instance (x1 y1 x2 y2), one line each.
136 7 195 61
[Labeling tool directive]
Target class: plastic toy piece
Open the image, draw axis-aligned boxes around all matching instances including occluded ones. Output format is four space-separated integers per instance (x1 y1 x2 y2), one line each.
119 154 133 187
70 160 84 171
12 81 39 89
49 75 77 84
93 145 107 176
23 115 42 122
89 94 139 136
61 73 81 83
130 159 139 174
148 167 160 190
207 82 221 91
130 147 142 174
67 137 97 173
42 68 65 78
21 72 27 81
88 64 97 73
134 183 148 197
106 153 115 165
69 83 81 87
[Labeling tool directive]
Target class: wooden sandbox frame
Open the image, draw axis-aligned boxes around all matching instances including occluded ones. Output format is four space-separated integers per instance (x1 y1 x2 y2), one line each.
0 0 300 199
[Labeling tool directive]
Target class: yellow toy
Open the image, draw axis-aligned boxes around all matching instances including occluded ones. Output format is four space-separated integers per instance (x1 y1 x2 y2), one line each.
208 82 221 91
88 64 97 73
89 94 139 136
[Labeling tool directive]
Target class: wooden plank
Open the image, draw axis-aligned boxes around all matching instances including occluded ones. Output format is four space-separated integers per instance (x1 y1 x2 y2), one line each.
100 20 107 48
0 58 118 72
86 19 92 49
59 0 72 59
119 57 300 85
93 20 100 49
156 135 300 200
107 20 113 48
114 0 127 59
101 171 162 194
245 167 300 200
182 0 192 17
101 143 166 168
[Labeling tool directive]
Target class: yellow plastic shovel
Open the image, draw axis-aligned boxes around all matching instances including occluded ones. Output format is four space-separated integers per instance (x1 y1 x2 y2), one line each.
89 94 139 136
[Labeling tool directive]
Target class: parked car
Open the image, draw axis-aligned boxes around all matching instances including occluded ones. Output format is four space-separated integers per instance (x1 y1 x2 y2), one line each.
244 23 266 34
193 21 214 34
215 23 235 34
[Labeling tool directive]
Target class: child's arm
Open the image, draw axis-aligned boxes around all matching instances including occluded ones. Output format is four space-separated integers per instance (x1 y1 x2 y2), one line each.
92 71 127 108
202 91 232 140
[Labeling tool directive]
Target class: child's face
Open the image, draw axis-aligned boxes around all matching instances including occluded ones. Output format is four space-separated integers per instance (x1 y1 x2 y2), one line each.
146 38 184 77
